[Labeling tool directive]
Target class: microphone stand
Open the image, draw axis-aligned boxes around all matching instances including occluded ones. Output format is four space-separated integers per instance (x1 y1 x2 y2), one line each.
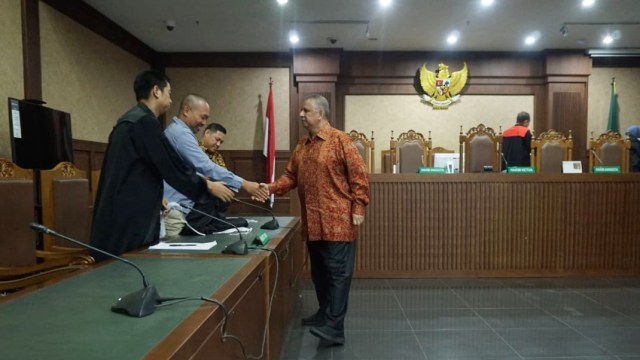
176 204 248 255
232 198 280 230
29 223 160 317
591 149 604 164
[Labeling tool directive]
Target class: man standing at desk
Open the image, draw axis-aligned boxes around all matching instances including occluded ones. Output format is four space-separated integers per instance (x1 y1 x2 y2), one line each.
163 94 268 234
91 71 234 261
502 111 532 169
267 94 369 345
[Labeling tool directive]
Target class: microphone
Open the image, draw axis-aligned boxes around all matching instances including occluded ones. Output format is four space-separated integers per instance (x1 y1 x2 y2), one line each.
171 203 248 255
232 198 280 230
500 151 509 172
590 149 603 164
29 223 160 317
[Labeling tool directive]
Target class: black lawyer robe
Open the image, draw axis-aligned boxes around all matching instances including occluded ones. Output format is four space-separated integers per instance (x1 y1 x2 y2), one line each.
90 103 210 261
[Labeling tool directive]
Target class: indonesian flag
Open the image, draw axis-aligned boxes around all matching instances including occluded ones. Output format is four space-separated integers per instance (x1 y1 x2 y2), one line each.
263 82 276 207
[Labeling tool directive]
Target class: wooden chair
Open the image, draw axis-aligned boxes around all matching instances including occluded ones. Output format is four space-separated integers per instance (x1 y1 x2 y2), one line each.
40 162 92 253
390 130 431 173
0 159 92 292
588 131 630 173
531 129 573 173
459 124 502 173
427 146 455 167
348 130 375 173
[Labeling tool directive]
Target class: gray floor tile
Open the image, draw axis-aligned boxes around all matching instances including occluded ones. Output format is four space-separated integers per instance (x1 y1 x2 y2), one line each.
441 278 506 288
394 288 469 309
578 327 640 356
415 329 519 359
517 289 604 309
280 329 333 360
476 308 568 329
496 328 610 357
348 279 391 290
453 288 534 309
348 291 400 309
404 308 490 330
333 331 425 360
522 357 617 360
387 278 448 290
581 290 640 309
345 308 411 331
548 307 640 328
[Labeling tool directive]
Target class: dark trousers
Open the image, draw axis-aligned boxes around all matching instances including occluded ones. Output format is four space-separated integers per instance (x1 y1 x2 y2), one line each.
307 240 356 331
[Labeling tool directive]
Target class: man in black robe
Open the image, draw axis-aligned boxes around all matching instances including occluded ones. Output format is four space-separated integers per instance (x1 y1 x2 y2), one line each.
501 111 532 170
90 70 234 261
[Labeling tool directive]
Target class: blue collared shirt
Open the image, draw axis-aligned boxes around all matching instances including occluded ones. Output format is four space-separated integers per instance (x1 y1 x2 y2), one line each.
163 116 243 212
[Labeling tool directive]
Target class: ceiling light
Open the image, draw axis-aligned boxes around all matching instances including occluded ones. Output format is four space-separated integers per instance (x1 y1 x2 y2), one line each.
289 31 299 44
525 35 536 45
276 0 288 5
447 34 459 45
582 0 595 7
481 0 495 6
602 35 613 45
379 0 392 8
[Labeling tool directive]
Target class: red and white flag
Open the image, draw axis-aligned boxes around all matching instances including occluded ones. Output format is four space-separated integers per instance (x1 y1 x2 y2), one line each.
263 82 276 207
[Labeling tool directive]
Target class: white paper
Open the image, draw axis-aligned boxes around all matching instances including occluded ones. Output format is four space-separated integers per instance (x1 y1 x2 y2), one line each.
213 227 253 235
149 240 217 250
11 109 22 138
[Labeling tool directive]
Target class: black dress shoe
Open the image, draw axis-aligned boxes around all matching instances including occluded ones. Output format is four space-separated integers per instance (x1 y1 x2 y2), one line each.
309 325 345 345
301 311 323 326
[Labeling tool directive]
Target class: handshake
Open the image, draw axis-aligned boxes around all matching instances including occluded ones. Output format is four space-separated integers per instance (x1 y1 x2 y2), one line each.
205 180 271 203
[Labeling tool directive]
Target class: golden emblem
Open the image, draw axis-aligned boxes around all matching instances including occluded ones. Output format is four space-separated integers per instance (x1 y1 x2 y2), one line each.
418 62 468 109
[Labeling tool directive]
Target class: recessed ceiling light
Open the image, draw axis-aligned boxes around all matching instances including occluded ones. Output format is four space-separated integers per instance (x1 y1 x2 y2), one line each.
379 0 392 8
276 0 288 5
289 31 299 44
447 34 459 45
582 0 595 7
481 0 495 6
525 35 536 45
602 35 613 45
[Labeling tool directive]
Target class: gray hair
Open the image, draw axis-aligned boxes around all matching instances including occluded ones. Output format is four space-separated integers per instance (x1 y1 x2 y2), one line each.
305 94 331 120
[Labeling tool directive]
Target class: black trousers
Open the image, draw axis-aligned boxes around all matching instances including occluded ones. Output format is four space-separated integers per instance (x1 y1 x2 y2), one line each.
307 240 356 331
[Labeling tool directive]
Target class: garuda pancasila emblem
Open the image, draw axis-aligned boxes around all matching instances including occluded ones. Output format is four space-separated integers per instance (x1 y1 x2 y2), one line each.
418 62 468 110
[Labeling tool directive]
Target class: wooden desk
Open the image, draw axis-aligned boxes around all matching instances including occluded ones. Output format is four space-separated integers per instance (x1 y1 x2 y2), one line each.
358 173 640 277
0 217 303 360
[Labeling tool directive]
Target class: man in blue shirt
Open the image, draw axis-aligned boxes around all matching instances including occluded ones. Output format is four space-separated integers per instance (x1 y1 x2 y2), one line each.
164 94 268 233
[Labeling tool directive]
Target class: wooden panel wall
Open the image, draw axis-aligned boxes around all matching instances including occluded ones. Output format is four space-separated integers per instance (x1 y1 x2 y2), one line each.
356 173 640 277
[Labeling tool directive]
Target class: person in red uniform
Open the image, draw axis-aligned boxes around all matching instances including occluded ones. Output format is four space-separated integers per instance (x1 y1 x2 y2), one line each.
501 111 532 169
267 94 369 345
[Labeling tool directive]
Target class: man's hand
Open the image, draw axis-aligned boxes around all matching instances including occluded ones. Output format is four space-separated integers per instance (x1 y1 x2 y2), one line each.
206 180 234 202
352 214 365 226
242 181 270 202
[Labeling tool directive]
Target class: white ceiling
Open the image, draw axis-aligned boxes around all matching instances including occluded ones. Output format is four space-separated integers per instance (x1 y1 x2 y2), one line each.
82 0 640 53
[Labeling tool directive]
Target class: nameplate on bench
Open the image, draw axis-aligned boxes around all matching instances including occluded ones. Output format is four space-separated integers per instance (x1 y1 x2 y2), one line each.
418 167 446 174
592 166 621 174
506 166 535 174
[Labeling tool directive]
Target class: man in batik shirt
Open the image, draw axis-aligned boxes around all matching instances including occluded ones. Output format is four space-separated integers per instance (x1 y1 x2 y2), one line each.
199 122 227 168
267 94 370 345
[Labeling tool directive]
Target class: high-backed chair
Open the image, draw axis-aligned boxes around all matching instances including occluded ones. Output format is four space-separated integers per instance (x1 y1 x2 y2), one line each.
0 159 92 292
459 124 502 173
531 129 573 173
426 146 455 167
348 130 375 173
390 129 431 173
40 162 91 252
588 131 630 172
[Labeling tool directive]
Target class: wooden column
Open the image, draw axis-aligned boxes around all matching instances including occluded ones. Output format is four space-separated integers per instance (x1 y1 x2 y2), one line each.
21 0 41 101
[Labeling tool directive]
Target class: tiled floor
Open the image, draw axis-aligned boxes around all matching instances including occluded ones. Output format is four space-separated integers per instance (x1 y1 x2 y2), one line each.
280 277 640 360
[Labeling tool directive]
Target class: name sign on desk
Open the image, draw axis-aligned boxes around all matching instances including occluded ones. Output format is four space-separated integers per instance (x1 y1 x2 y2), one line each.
506 166 535 174
418 167 447 174
592 166 621 173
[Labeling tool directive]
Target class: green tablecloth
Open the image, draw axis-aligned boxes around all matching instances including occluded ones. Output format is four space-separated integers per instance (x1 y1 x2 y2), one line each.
0 257 248 360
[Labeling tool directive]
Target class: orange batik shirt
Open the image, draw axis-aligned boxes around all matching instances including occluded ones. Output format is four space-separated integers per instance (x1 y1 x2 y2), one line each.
270 126 369 242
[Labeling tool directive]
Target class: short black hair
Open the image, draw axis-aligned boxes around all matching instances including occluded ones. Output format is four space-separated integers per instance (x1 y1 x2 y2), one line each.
516 111 530 124
205 122 227 134
133 70 170 101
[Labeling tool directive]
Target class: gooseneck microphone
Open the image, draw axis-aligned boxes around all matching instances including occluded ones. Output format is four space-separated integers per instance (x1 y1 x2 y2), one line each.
232 198 280 230
171 203 248 255
590 149 603 164
29 223 160 317
500 151 509 172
